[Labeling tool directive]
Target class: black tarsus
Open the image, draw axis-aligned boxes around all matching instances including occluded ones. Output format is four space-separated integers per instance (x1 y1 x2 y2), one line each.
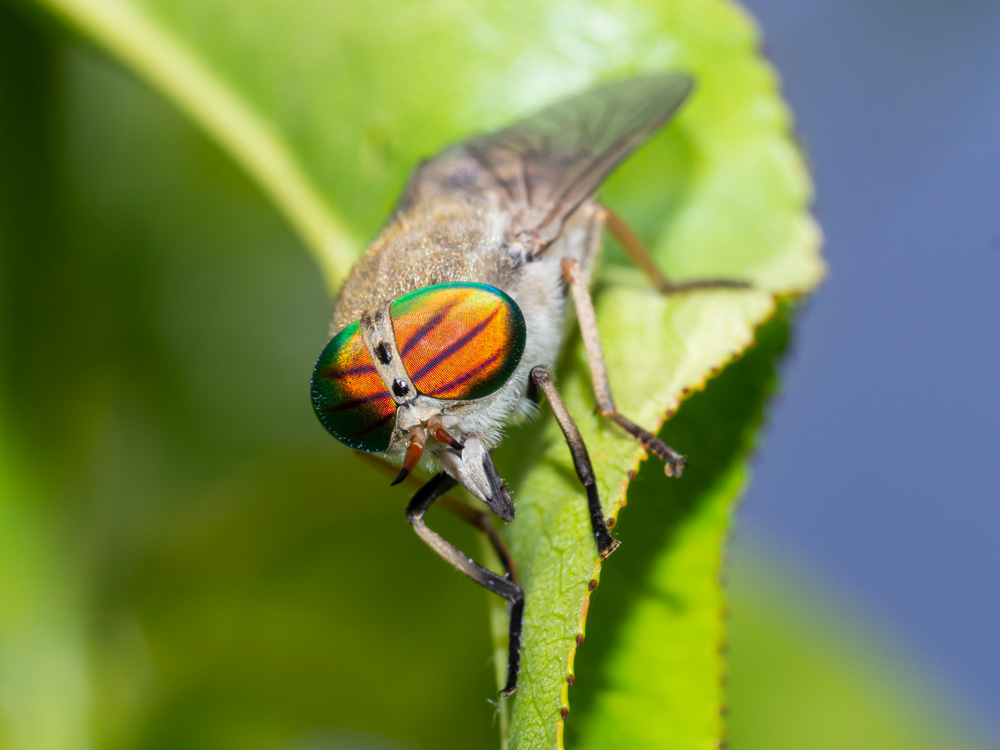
530 366 620 559
608 412 687 476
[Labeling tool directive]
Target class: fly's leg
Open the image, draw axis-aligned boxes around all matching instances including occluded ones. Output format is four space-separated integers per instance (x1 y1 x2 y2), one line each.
407 473 524 698
561 256 687 478
600 205 752 293
361 453 517 581
530 366 620 560
437 495 518 583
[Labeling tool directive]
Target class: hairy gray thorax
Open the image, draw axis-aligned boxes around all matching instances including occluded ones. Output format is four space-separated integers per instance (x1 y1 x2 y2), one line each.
331 197 519 332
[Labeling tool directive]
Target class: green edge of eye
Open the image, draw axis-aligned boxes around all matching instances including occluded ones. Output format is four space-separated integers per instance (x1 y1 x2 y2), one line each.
311 321 396 453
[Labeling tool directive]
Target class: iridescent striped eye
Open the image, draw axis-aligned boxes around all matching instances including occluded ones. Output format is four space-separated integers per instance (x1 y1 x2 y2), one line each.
311 321 396 452
390 283 526 400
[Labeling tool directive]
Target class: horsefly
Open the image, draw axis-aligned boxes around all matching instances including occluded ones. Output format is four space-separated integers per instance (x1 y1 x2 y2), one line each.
311 74 748 698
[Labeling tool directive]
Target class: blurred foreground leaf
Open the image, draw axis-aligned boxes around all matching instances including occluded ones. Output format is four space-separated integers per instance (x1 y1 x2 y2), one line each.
727 552 994 750
18 0 823 748
0 14 499 748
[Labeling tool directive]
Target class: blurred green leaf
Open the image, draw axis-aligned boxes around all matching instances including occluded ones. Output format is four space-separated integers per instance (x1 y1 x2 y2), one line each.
28 0 823 293
0 432 93 750
15 0 823 748
0 16 498 749
0 20 94 749
726 550 994 750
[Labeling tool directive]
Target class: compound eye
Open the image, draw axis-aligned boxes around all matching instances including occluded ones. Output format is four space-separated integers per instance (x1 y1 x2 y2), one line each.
390 283 526 400
311 321 396 452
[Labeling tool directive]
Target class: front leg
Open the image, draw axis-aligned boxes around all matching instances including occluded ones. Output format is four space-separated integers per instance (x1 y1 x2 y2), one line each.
407 473 524 698
561 256 687 477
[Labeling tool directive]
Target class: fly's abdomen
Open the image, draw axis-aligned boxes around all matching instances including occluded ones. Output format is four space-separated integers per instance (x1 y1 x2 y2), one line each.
311 321 397 452
390 283 526 400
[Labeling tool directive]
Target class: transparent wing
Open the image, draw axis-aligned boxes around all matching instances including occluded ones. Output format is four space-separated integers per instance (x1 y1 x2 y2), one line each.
396 74 693 245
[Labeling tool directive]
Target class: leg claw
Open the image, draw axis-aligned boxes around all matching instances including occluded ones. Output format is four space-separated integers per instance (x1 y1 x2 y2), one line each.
664 455 686 478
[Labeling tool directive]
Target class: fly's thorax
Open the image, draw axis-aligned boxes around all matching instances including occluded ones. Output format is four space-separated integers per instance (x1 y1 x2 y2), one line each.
330 197 517 331
492 202 605 400
312 282 528 458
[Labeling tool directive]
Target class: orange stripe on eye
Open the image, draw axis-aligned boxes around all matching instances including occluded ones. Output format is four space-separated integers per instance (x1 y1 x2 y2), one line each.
417 316 510 398
409 307 500 383
397 297 464 357
427 344 506 398
402 298 503 392
390 283 526 402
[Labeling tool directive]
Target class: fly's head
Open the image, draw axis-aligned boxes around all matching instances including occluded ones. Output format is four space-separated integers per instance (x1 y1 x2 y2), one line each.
311 282 526 520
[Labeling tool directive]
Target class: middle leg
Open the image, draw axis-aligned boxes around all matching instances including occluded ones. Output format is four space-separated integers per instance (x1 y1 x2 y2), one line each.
561 256 687 477
530 366 620 560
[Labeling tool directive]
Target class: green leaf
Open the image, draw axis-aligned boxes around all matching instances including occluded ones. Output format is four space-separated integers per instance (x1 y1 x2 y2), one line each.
478 10 821 750
0 432 93 749
494 306 793 749
20 0 822 748
562 312 789 750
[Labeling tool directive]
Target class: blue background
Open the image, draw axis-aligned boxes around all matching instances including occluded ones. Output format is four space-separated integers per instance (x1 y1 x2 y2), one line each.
733 0 1000 729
